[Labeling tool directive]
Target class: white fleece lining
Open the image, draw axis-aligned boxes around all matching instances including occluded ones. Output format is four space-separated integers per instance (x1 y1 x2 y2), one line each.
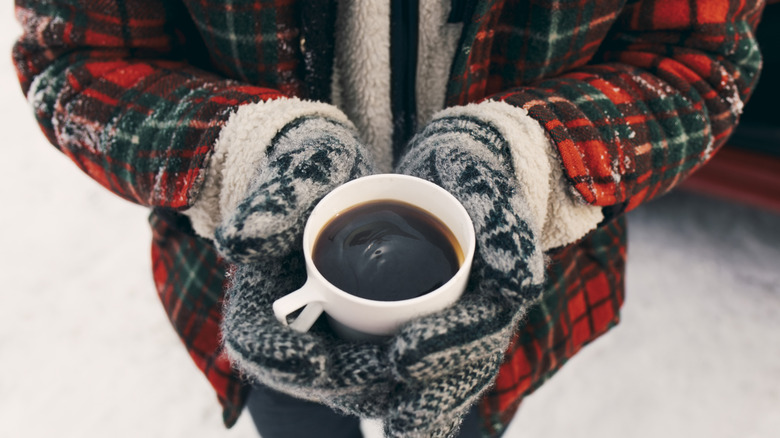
416 1 463 127
331 1 463 169
433 101 604 250
183 98 356 239
333 0 394 172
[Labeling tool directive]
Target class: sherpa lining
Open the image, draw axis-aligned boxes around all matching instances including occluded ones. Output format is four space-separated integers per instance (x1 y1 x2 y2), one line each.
331 0 463 171
432 101 604 250
183 98 355 239
332 0 394 172
416 0 463 127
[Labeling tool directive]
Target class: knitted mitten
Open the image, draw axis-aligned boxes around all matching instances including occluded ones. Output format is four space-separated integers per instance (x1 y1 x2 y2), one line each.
386 115 546 437
223 253 395 418
216 112 398 416
214 115 375 264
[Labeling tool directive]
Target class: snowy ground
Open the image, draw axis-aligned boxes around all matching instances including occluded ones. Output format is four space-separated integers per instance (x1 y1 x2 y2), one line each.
2 11 779 438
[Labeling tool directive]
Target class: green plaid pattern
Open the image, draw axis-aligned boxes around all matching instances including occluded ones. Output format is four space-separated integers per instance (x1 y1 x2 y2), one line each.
149 209 246 426
179 0 308 96
473 0 762 216
14 0 287 208
483 217 626 435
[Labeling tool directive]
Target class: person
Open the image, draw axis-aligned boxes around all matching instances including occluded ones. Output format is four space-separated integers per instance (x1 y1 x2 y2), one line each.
12 0 764 437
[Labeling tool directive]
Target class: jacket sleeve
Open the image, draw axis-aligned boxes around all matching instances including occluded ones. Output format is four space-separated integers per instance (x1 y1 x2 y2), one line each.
490 0 764 217
13 0 286 209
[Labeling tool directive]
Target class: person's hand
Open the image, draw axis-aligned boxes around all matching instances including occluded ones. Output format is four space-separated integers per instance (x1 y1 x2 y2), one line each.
222 253 396 418
383 115 546 437
213 111 398 417
213 115 375 264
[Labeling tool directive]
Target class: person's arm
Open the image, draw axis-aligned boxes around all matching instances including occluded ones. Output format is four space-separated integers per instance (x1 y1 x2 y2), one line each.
423 0 764 253
13 0 350 214
489 0 764 218
14 0 372 260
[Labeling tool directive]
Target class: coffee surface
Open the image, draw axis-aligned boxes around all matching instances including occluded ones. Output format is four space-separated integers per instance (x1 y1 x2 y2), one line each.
313 200 461 301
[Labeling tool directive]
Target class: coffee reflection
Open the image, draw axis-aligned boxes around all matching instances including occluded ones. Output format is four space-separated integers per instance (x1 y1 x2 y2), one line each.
312 200 461 301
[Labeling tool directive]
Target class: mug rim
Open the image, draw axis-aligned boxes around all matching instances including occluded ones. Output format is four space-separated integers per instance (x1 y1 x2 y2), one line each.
301 174 476 308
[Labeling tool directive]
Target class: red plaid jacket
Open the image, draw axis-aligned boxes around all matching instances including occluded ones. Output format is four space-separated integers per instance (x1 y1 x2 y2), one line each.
13 0 763 435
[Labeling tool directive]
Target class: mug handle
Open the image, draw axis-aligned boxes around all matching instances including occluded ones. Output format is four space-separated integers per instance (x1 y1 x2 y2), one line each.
272 280 325 332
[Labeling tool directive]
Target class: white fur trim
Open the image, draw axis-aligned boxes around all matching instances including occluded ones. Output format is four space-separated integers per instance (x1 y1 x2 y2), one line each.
183 98 355 239
333 0 393 172
416 1 463 127
432 101 604 250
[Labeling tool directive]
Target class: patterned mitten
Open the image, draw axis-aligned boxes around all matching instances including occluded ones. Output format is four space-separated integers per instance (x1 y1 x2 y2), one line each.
213 115 375 264
215 110 397 415
385 115 547 437
222 253 396 417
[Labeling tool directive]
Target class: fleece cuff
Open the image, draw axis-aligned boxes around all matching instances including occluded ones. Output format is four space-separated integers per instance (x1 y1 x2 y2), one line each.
183 97 357 239
431 101 603 250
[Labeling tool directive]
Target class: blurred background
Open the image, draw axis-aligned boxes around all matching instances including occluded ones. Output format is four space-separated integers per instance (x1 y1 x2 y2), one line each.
1 5 778 438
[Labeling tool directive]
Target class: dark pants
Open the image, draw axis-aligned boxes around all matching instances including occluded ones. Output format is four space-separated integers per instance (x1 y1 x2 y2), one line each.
246 385 485 438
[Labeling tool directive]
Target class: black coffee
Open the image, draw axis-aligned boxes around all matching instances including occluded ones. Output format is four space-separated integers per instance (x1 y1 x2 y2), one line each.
312 200 462 301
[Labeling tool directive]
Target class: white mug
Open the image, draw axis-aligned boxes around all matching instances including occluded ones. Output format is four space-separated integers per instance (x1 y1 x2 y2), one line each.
272 174 476 339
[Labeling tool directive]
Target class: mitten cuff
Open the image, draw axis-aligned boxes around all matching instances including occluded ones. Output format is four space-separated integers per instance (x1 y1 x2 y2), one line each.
183 98 358 239
429 101 604 250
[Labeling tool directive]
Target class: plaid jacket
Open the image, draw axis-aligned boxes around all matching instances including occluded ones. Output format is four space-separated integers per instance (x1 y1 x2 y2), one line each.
13 0 763 435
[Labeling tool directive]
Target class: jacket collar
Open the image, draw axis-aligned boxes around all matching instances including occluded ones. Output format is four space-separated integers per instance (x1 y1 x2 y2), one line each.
445 0 506 106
